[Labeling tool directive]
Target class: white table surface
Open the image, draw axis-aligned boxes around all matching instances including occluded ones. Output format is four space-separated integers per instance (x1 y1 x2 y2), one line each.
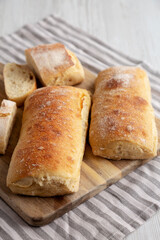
0 0 160 239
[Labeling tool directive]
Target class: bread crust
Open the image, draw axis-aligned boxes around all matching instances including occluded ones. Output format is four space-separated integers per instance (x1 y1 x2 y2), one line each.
7 86 91 196
25 43 84 86
89 66 158 160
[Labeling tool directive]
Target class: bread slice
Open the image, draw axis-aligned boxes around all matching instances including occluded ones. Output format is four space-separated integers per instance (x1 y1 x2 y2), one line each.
0 99 17 154
3 63 37 106
25 43 85 86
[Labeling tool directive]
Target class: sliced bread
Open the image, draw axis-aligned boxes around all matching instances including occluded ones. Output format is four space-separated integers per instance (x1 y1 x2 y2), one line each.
3 63 37 106
0 99 17 154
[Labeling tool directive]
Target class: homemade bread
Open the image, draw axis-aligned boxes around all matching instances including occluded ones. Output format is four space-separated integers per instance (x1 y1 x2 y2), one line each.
0 99 17 154
7 86 91 196
25 43 84 86
3 63 37 106
89 66 158 160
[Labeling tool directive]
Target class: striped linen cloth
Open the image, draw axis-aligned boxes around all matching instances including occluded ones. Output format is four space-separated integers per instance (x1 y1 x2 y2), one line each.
0 14 160 240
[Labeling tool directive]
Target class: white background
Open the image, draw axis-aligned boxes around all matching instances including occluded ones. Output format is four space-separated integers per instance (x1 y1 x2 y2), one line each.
0 0 160 239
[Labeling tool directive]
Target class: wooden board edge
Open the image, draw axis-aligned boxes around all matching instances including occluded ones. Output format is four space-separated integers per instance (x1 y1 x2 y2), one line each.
24 156 159 226
1 182 106 227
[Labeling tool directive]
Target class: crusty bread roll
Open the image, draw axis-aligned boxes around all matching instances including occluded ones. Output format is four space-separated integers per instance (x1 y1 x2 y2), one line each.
3 63 37 106
89 66 158 160
0 99 17 154
7 86 91 196
25 43 84 86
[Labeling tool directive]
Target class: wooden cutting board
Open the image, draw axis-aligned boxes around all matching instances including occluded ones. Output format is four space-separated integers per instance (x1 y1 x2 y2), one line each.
0 63 160 226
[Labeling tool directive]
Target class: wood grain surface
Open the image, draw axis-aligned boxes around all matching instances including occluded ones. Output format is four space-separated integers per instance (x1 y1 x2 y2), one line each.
0 62 160 226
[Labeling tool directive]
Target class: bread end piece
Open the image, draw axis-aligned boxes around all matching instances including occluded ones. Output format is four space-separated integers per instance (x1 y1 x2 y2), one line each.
0 99 17 154
3 63 37 106
25 43 85 86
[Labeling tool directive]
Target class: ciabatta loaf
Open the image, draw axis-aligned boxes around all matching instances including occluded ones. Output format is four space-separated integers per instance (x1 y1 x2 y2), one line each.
89 66 158 160
3 63 37 106
7 86 91 196
25 43 84 86
0 99 17 154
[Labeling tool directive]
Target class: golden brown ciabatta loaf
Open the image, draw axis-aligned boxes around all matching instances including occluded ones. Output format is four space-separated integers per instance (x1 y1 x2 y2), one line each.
25 43 85 86
7 86 91 196
89 66 158 160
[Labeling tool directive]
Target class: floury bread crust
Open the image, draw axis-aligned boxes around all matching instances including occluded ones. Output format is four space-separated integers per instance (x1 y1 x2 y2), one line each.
89 66 158 160
25 43 85 86
7 86 91 196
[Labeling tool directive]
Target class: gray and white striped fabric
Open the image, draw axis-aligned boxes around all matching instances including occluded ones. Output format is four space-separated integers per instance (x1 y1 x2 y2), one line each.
0 14 160 240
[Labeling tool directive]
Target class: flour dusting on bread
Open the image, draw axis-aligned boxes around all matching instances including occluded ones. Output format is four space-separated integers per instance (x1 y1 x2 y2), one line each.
31 44 74 72
25 43 85 86
90 66 158 160
105 73 133 88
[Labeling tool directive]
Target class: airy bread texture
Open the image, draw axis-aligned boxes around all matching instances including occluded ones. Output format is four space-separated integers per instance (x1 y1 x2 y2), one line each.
89 66 158 160
3 63 37 106
7 86 91 196
0 100 17 154
25 43 84 86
